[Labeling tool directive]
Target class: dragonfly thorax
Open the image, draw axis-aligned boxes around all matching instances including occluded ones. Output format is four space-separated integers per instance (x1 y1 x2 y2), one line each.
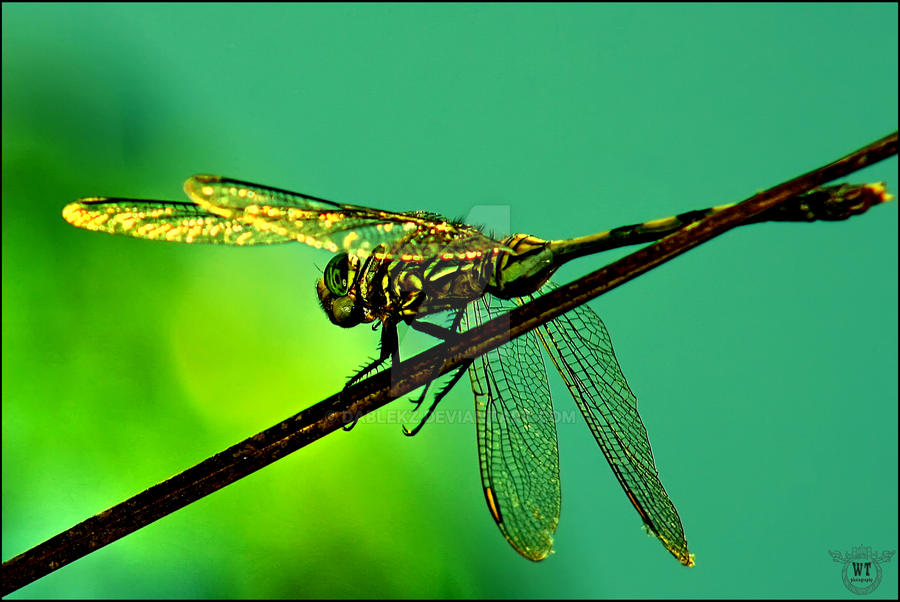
317 234 560 328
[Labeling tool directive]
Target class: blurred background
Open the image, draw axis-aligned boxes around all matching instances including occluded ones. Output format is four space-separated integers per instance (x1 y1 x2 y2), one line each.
2 4 897 599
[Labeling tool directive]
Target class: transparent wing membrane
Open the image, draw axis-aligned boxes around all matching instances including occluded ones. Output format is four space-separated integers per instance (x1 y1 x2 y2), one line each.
533 282 692 566
464 295 561 561
183 175 505 259
61 198 296 246
63 175 506 260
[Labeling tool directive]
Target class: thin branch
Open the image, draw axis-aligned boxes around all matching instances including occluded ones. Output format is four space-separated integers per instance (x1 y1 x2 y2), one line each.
2 131 896 595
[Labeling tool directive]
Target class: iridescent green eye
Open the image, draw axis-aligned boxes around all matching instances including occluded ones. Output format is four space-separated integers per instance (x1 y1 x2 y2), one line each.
324 253 350 296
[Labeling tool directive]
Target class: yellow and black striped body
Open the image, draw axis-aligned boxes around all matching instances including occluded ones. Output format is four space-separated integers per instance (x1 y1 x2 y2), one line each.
349 247 502 322
343 230 564 325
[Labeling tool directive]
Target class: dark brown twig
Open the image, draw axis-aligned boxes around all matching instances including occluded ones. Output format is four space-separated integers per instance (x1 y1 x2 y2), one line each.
2 131 896 596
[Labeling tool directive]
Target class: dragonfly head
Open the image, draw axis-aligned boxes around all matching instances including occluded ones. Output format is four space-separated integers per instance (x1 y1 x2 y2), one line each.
317 252 364 328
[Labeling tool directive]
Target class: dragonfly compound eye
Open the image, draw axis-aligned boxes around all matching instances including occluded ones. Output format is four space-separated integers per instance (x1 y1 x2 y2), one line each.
324 253 350 296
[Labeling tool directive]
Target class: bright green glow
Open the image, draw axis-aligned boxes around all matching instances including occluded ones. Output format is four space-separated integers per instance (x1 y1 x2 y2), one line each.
2 3 896 599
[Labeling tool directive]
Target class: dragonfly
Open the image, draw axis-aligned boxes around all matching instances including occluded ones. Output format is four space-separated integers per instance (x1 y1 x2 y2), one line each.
62 175 890 565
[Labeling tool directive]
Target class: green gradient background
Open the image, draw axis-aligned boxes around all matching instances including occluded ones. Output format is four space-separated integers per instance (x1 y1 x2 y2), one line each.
3 3 897 599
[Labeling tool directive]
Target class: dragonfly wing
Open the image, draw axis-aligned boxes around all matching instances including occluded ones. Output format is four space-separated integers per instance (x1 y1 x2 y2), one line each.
62 198 296 245
532 282 693 566
464 295 560 561
184 175 506 259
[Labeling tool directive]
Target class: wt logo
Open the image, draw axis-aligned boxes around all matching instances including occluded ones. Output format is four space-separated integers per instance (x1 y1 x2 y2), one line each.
829 545 895 595
852 561 872 579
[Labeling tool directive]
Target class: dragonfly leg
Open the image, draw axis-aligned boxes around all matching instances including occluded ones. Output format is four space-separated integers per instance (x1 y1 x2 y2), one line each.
402 360 473 436
341 320 400 431
408 383 431 411
401 308 468 432
406 309 466 411
405 322 444 410
409 307 466 339
409 320 457 340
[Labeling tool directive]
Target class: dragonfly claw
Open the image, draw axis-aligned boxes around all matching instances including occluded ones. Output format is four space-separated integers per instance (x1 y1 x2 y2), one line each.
401 422 424 437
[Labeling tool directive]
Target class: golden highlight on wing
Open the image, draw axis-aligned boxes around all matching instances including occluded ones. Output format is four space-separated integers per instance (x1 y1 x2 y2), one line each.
63 175 509 261
61 198 296 246
183 175 507 260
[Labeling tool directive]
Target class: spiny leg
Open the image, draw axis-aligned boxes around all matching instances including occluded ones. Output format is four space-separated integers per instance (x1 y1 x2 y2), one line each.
342 320 399 431
401 307 467 433
405 308 466 412
402 359 473 437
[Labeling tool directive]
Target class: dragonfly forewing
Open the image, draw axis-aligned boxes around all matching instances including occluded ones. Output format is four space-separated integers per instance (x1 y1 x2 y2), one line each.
464 295 561 561
184 175 507 260
532 282 693 566
61 198 297 246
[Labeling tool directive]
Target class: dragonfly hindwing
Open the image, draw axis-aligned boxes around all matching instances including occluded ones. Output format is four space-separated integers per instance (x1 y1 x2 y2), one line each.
532 282 693 566
465 295 561 561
